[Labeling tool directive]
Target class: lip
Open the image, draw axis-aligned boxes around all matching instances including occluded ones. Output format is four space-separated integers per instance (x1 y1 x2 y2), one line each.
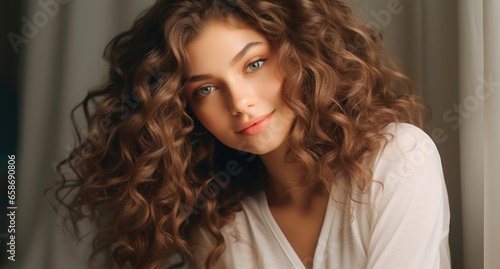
236 111 274 135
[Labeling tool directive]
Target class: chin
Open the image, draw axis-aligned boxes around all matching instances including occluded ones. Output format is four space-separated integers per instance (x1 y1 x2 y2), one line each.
237 135 288 155
242 146 274 156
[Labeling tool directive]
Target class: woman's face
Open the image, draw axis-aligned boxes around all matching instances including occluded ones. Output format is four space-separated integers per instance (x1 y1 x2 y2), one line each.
183 20 295 155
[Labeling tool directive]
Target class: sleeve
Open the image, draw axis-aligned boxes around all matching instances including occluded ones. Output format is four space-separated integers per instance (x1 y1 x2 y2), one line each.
365 123 451 269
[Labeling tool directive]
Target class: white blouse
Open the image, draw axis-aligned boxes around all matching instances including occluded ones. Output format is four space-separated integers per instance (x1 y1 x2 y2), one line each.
181 123 451 269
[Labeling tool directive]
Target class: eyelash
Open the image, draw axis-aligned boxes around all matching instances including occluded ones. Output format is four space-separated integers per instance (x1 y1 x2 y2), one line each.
192 58 268 98
244 58 267 74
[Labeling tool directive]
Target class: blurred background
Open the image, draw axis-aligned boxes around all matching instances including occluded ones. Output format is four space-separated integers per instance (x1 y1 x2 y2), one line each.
1 0 498 268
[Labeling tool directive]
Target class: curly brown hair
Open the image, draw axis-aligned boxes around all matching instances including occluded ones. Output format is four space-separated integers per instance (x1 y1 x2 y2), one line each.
49 0 424 268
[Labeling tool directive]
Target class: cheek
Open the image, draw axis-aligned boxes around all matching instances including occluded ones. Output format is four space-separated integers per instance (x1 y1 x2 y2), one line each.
260 73 283 103
191 103 225 133
252 65 283 101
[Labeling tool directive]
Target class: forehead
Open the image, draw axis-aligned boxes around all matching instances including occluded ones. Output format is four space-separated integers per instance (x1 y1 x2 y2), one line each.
186 20 268 75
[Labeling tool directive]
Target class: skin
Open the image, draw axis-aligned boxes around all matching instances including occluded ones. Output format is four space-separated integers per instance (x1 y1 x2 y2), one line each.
183 20 294 156
183 20 329 267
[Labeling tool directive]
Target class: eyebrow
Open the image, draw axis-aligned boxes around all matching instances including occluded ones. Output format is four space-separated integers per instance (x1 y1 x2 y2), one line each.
186 41 264 84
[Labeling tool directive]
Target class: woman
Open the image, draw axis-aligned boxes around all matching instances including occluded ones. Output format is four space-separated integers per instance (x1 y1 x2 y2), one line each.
52 0 451 268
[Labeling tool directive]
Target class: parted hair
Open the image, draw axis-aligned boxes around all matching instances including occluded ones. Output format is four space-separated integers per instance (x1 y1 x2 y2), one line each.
51 0 424 268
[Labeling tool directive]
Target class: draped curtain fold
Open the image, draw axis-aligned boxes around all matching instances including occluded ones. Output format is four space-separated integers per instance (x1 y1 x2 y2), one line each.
12 1 499 269
458 1 484 268
481 0 500 268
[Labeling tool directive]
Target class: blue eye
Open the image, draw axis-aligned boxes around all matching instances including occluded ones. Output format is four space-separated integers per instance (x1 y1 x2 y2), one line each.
194 86 216 98
245 59 266 72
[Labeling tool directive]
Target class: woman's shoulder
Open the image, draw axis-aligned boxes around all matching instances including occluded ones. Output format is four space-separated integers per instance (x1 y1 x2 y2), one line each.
187 192 266 268
361 123 451 268
370 122 446 199
375 122 441 170
380 122 436 151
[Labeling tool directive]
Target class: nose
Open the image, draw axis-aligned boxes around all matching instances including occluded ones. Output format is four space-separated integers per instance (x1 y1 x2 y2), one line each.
225 78 256 115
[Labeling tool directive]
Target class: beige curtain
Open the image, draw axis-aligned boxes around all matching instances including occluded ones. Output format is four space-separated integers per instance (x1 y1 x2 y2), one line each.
13 0 499 268
458 0 500 268
12 1 155 268
483 0 500 266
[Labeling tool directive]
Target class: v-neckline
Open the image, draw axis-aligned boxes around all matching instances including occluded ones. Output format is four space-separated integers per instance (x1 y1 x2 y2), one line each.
259 190 334 269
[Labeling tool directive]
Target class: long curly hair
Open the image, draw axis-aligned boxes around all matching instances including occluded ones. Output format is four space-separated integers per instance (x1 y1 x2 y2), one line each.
50 0 424 268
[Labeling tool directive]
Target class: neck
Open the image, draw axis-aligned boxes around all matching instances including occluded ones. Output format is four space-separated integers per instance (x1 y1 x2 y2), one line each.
259 142 326 210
